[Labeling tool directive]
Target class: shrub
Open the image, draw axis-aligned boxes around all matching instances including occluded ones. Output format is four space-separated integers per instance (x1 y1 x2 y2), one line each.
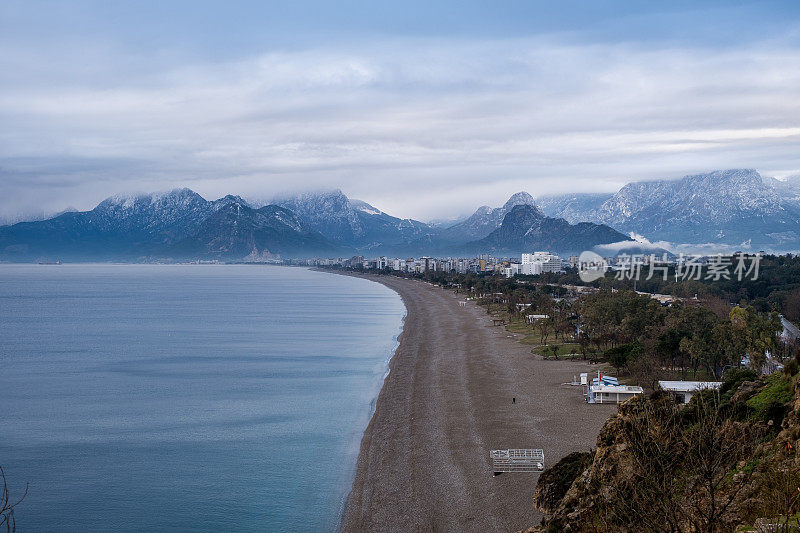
722 367 758 394
746 374 794 424
784 359 799 377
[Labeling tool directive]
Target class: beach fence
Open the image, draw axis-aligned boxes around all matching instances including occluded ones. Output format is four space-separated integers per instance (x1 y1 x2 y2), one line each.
490 449 544 474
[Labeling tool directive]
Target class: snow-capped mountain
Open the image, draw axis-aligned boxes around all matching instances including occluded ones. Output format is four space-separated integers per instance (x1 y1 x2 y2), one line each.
463 204 629 255
0 189 337 261
90 188 224 242
5 169 797 261
275 189 436 251
539 169 800 250
170 201 337 259
437 191 543 244
536 193 613 224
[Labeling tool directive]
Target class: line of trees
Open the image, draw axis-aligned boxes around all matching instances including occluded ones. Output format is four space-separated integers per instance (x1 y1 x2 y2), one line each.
348 265 790 383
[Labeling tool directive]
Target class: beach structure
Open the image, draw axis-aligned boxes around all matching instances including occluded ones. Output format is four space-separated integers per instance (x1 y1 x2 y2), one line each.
658 381 722 404
586 372 643 404
490 449 545 474
527 314 549 324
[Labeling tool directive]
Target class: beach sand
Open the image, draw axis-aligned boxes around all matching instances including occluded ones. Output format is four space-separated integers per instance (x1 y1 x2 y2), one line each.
341 274 616 532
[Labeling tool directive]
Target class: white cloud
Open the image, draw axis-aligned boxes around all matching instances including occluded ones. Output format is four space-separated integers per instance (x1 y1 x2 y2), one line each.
1 37 799 221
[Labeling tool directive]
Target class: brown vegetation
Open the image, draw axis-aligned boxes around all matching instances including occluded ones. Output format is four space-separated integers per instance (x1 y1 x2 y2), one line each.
525 369 800 533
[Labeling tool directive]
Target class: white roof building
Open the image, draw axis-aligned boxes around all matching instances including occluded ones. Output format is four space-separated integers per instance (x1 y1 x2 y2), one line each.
585 373 642 404
587 384 643 404
658 381 722 404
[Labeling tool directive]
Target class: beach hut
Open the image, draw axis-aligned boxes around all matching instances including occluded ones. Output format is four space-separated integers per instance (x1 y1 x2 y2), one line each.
586 371 643 404
587 383 643 404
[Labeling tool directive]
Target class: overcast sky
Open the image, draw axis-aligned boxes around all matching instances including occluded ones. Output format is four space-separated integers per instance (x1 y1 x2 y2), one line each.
1 0 800 222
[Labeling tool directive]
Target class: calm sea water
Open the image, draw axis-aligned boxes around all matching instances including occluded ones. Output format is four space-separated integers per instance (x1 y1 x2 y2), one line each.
0 264 404 532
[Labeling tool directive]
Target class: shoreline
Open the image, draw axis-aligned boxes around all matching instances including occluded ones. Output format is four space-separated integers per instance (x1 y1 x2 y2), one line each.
335 272 616 532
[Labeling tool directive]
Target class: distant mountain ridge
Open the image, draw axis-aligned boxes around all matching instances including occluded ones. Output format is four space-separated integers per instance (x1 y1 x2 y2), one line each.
539 169 800 251
437 191 542 244
462 204 629 255
274 189 435 253
9 177 767 261
0 189 338 261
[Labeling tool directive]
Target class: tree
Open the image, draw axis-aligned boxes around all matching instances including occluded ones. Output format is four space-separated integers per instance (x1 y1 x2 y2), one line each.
536 316 553 345
757 462 800 532
599 391 760 532
731 306 782 373
0 466 27 533
547 344 560 360
577 331 591 360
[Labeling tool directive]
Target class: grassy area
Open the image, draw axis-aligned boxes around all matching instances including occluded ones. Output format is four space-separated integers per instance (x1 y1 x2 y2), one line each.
531 343 581 359
746 372 795 422
736 513 800 531
505 318 533 334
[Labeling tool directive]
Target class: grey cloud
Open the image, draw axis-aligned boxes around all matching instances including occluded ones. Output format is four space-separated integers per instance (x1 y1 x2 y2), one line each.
1 38 799 221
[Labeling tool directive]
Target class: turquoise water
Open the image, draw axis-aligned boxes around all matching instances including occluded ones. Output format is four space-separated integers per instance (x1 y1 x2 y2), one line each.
0 264 404 532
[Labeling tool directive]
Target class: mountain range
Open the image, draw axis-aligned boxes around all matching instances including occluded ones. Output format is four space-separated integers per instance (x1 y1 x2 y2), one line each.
0 189 337 261
538 169 800 251
0 189 632 261
5 168 794 261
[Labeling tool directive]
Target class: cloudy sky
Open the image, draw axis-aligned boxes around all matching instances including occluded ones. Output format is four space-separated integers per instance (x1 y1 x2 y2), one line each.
1 0 800 222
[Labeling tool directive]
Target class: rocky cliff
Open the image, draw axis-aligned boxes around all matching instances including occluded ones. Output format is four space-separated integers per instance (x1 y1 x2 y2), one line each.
523 366 800 532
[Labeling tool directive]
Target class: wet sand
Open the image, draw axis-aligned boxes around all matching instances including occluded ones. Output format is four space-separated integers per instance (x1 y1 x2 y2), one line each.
341 274 615 532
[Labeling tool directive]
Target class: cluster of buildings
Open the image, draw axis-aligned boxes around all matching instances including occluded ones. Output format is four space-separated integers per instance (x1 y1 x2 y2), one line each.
295 252 570 277
582 371 723 405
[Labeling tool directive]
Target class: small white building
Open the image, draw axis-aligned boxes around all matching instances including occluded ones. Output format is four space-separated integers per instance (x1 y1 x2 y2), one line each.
527 314 549 324
503 263 521 278
586 373 643 404
658 381 722 404
588 384 644 404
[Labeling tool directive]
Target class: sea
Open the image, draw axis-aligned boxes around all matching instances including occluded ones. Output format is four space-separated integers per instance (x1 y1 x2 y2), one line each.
0 264 405 532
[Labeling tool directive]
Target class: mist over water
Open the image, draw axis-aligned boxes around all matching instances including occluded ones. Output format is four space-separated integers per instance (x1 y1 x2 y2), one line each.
0 264 404 531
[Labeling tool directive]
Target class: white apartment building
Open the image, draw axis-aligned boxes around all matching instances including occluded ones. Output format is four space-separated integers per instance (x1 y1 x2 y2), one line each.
519 252 564 274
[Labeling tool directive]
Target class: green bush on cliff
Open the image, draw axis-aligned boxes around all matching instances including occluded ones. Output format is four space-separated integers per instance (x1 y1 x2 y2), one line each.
722 367 758 395
746 373 794 424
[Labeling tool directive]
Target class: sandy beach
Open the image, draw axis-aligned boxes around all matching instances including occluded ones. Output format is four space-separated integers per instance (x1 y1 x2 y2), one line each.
341 274 616 532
